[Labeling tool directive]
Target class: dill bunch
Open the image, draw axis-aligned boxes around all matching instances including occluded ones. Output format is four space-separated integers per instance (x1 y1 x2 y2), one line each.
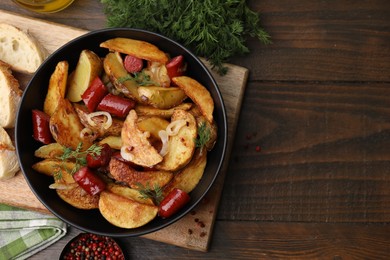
100 0 270 74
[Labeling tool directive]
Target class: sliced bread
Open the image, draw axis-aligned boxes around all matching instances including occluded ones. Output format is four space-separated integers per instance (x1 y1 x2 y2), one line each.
0 60 23 128
0 23 46 74
0 126 19 180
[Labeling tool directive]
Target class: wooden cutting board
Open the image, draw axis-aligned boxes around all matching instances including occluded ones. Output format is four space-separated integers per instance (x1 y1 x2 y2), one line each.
0 9 248 252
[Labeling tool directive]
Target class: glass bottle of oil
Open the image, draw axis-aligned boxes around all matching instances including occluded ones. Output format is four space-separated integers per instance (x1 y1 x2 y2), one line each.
12 0 75 13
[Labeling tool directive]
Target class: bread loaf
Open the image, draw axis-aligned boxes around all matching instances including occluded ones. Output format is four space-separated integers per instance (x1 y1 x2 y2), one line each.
0 23 46 74
0 126 19 180
0 60 22 128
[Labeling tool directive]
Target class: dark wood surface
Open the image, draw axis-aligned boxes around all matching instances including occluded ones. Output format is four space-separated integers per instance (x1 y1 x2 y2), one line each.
1 0 390 259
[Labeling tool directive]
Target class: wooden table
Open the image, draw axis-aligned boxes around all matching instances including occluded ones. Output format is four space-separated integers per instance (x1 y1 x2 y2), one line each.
1 1 390 258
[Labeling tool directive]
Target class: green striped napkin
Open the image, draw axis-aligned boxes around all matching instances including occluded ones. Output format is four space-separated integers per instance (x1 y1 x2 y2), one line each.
0 204 67 260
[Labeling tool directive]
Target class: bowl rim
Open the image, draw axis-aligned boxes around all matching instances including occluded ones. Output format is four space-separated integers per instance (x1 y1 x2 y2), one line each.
16 27 228 237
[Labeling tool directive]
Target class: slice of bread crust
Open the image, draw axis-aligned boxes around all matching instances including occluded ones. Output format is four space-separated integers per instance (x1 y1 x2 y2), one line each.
0 60 22 128
0 23 46 74
0 126 19 180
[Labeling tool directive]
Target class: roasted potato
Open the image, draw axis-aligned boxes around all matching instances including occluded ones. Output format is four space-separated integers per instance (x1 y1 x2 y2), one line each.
156 109 197 172
34 142 64 159
137 86 187 109
109 157 173 189
43 61 68 116
134 103 192 119
100 38 168 64
103 52 140 101
49 99 94 151
32 159 75 179
99 190 158 229
106 183 154 206
137 116 169 140
66 50 103 102
98 136 122 150
190 106 218 151
173 76 214 123
163 149 207 195
57 186 100 210
121 110 163 167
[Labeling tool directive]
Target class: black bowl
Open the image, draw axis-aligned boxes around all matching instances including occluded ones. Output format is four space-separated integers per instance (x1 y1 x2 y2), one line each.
15 28 227 237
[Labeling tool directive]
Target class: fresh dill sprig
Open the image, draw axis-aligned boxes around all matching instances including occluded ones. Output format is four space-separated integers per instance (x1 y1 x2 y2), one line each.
54 143 102 180
136 182 164 205
118 71 158 86
100 0 271 75
195 122 211 153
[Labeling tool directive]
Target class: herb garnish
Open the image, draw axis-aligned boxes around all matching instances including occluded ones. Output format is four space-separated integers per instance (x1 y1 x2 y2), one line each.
54 143 102 180
100 0 271 75
118 71 157 86
136 182 164 205
195 122 211 154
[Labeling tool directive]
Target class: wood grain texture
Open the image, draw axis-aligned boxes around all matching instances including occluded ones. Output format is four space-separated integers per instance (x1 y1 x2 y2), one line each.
29 222 390 259
0 9 248 251
234 0 390 81
219 81 390 222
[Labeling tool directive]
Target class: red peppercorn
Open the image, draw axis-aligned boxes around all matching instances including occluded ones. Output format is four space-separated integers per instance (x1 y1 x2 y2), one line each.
61 233 125 260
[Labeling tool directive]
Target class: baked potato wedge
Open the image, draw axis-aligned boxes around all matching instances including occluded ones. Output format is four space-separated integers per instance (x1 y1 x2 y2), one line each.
32 158 75 179
163 149 207 195
49 99 94 151
173 76 214 123
137 116 169 140
121 110 163 167
34 142 64 159
43 61 68 116
134 103 192 119
98 136 122 150
156 109 197 172
103 52 140 101
57 186 100 210
106 183 154 206
109 157 173 189
190 106 218 151
99 190 158 229
66 49 103 102
137 86 187 109
100 38 168 64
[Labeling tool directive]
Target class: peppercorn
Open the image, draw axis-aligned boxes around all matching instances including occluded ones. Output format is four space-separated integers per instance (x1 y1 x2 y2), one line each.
61 233 125 260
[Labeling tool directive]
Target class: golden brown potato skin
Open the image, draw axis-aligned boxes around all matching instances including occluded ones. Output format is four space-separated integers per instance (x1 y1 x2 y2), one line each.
121 110 163 167
43 61 68 116
100 38 168 64
173 76 214 123
49 99 94 151
163 149 207 196
57 186 100 210
109 157 173 189
156 109 197 172
99 190 158 229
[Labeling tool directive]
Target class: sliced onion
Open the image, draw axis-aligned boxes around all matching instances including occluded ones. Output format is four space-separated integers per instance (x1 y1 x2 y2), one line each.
86 111 113 129
80 127 94 138
120 146 134 161
166 119 186 136
158 130 169 156
49 182 78 190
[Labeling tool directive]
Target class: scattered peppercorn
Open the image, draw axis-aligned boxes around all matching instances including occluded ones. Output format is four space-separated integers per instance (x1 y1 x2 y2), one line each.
61 233 125 260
